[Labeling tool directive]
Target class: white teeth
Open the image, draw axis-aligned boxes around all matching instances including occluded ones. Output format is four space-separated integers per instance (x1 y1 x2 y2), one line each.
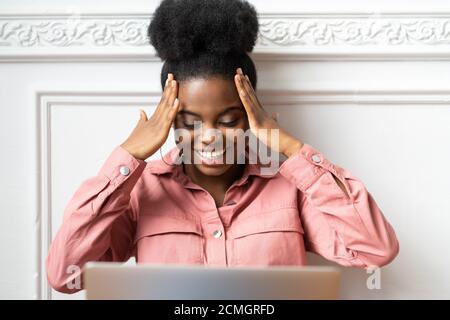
196 149 226 160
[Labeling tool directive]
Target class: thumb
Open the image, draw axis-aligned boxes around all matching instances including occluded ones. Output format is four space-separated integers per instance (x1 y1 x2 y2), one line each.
139 109 148 122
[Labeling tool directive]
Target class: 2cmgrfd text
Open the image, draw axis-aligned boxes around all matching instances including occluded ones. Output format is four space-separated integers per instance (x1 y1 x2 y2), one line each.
174 303 275 317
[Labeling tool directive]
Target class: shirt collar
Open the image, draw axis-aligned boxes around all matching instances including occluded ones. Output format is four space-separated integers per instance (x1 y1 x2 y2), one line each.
147 146 279 186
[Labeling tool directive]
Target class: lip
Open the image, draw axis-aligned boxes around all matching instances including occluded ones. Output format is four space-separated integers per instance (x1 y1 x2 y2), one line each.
193 147 230 166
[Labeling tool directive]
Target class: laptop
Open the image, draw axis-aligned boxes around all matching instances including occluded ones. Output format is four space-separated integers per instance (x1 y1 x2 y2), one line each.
84 262 341 300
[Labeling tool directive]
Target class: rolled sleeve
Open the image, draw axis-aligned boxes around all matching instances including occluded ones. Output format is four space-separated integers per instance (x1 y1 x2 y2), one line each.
278 142 399 269
98 145 147 190
279 143 351 199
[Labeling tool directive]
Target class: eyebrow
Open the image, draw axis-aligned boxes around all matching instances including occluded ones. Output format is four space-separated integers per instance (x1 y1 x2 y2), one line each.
178 106 244 117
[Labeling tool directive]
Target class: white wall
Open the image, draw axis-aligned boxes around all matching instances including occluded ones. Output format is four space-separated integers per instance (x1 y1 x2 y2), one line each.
1 0 450 299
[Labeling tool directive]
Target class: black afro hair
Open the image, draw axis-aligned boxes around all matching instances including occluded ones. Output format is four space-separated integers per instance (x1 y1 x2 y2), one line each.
147 0 259 90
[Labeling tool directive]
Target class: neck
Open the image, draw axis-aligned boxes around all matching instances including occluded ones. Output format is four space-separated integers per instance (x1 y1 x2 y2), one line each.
183 164 245 194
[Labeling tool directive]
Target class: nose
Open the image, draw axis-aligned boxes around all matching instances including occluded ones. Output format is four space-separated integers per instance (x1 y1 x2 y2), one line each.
201 134 215 145
198 123 223 148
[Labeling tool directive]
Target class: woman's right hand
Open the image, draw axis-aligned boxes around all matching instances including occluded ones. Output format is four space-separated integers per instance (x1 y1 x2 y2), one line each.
120 73 180 160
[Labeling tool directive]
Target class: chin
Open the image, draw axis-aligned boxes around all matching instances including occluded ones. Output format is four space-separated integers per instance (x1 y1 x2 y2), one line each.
194 163 234 176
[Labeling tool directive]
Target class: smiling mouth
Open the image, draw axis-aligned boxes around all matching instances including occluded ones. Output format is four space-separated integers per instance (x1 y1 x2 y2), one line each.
194 148 226 160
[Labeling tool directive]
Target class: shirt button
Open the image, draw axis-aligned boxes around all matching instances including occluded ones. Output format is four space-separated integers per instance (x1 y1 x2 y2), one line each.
212 230 222 238
119 166 130 176
311 154 322 164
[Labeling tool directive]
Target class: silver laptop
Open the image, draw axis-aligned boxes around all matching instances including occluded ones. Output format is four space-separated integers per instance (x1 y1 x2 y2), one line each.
84 262 340 300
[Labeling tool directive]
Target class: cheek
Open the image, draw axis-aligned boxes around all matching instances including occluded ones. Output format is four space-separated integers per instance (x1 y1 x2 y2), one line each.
242 118 250 130
222 119 249 140
223 131 237 145
174 129 194 148
223 130 247 154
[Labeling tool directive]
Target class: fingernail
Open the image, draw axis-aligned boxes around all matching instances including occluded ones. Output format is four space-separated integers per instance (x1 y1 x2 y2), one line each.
237 68 243 74
245 75 249 81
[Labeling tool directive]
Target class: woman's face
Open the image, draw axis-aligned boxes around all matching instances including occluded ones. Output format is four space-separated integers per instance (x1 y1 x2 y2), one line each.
174 76 249 176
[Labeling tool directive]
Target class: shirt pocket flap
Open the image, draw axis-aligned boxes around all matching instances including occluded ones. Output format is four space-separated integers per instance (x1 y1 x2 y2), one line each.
135 215 203 243
231 208 304 239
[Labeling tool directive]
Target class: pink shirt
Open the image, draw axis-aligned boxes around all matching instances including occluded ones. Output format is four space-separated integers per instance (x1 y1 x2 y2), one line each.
46 143 399 293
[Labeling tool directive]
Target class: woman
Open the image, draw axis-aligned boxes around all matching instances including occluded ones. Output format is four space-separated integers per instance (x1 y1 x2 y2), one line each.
46 0 399 294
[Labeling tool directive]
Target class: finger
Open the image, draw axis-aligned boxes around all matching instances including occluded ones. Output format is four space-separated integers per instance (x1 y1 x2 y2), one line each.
244 74 255 95
245 74 257 98
165 79 178 110
167 97 181 122
165 73 173 87
234 73 250 106
160 79 178 122
236 68 258 102
234 74 256 118
235 69 257 106
156 74 174 114
240 73 261 110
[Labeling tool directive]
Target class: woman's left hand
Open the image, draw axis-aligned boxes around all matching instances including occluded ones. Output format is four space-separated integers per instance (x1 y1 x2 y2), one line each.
234 67 303 158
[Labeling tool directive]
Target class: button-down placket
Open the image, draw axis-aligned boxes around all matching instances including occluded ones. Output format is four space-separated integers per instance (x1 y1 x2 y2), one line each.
149 147 280 267
173 170 229 266
202 215 227 265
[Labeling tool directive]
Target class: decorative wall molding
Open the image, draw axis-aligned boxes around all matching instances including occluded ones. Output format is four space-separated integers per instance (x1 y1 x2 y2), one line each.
257 13 450 47
0 15 148 47
4 13 450 62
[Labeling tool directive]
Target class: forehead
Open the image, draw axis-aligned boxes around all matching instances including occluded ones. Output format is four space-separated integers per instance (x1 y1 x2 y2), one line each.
178 77 243 115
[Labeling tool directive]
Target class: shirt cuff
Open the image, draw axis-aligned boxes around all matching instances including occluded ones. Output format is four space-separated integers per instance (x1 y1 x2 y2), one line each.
278 143 334 192
98 145 147 189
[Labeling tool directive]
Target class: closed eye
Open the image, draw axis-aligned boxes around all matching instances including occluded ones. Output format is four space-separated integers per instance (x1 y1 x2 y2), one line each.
182 122 196 129
219 119 239 127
